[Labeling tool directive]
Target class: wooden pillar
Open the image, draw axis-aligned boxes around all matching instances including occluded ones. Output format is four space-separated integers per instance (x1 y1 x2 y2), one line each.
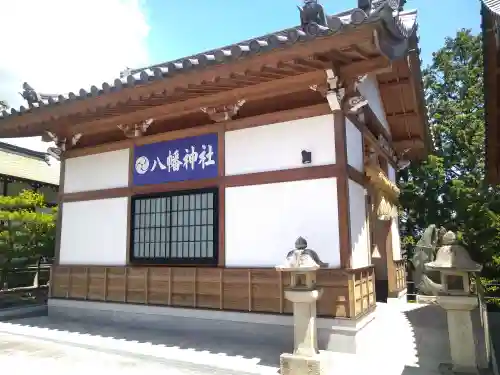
334 110 352 269
54 158 66 265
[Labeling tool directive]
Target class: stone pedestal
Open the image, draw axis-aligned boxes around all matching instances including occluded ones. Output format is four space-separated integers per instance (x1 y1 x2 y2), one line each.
437 295 479 374
280 289 324 375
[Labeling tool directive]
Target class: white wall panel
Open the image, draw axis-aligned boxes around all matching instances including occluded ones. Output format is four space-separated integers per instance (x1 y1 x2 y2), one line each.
59 197 128 265
358 75 390 133
225 115 335 176
346 119 364 172
64 149 129 193
392 216 402 261
348 181 370 269
225 178 340 268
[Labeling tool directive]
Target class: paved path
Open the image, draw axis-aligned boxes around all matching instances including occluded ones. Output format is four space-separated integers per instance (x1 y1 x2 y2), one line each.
0 332 244 375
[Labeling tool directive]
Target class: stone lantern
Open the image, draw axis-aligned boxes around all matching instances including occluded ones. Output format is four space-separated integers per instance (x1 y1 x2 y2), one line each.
276 237 328 375
425 231 483 374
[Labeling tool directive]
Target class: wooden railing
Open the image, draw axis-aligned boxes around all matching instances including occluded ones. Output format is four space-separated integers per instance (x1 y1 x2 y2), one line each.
51 265 376 319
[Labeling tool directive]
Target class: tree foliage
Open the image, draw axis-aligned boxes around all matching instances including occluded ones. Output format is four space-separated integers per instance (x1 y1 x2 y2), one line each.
0 190 56 285
399 29 500 281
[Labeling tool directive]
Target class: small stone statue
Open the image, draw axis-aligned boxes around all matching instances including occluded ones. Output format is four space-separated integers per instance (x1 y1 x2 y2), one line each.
298 0 327 31
19 82 42 107
411 224 447 296
284 237 328 269
426 231 482 274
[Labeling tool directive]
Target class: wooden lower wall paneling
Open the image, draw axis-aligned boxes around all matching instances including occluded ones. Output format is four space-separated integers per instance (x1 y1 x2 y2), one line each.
50 265 376 319
394 260 407 291
350 266 376 318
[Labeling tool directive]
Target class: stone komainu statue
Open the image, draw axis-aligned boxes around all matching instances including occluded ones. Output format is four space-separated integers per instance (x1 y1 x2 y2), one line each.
410 224 447 296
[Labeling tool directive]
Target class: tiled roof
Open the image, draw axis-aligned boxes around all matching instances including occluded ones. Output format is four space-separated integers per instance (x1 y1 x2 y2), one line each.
482 0 500 16
0 0 417 122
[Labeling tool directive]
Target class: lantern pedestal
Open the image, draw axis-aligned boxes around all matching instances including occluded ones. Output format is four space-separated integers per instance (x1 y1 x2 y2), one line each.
280 289 326 375
437 296 480 374
276 237 329 375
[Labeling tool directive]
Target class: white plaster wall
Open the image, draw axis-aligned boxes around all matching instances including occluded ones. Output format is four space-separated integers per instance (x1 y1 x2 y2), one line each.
225 178 340 268
348 181 371 269
59 197 128 265
64 149 129 193
358 75 390 133
225 115 335 176
392 216 402 261
346 118 364 172
388 164 396 183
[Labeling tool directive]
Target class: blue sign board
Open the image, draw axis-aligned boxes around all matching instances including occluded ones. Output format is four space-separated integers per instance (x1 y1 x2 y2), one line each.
133 133 218 186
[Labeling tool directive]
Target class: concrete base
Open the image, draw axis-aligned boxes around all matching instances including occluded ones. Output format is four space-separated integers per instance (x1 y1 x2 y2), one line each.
387 288 408 304
280 352 328 375
417 294 438 304
48 298 376 354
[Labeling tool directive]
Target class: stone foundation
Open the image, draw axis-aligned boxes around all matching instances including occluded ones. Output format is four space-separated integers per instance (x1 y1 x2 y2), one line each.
48 298 377 354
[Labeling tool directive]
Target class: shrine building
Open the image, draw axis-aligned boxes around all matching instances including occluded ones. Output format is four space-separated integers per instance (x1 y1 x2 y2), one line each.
0 0 428 353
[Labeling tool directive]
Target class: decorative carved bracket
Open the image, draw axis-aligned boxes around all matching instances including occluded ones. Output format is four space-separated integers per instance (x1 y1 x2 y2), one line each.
45 131 83 160
117 118 153 138
310 70 368 115
200 99 246 122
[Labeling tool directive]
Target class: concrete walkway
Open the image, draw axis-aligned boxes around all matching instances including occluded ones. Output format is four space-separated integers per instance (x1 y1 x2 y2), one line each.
0 332 222 374
0 302 461 375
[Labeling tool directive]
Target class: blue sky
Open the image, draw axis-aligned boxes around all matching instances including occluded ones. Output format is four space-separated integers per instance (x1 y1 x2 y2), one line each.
144 0 481 69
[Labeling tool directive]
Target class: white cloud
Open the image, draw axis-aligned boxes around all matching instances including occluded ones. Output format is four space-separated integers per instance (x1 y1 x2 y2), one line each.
0 0 151 152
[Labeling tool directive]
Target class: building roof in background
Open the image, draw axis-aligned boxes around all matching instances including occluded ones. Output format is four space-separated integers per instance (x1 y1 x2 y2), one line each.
0 142 58 185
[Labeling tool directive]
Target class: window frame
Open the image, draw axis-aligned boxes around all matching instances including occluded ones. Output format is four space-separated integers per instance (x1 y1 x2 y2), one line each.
129 187 219 266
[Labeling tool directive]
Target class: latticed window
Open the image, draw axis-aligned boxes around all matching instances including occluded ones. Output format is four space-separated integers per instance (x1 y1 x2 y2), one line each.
130 188 218 265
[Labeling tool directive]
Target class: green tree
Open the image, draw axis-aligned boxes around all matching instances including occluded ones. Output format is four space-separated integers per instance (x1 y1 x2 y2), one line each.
0 190 56 287
399 29 500 281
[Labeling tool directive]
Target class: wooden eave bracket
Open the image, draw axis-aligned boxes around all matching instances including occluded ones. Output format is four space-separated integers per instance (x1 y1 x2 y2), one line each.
200 99 246 122
309 69 369 115
44 131 83 160
117 118 154 139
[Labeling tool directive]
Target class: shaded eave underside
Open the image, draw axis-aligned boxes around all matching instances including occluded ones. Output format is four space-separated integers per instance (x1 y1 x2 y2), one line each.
482 3 500 184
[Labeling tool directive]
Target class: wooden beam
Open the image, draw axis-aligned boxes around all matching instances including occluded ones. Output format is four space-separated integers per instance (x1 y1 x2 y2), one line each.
69 70 328 135
379 78 410 89
340 56 391 78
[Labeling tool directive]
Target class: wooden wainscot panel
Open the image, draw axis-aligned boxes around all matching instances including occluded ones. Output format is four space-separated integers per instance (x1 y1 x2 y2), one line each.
316 268 349 318
347 266 376 318
196 268 221 309
50 266 361 319
251 269 281 313
222 268 248 311
148 267 171 305
171 267 196 307
394 260 407 292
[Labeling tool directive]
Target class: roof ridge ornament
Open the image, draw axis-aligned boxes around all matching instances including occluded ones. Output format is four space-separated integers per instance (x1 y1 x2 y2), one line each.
117 118 153 138
19 82 42 108
298 0 327 35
